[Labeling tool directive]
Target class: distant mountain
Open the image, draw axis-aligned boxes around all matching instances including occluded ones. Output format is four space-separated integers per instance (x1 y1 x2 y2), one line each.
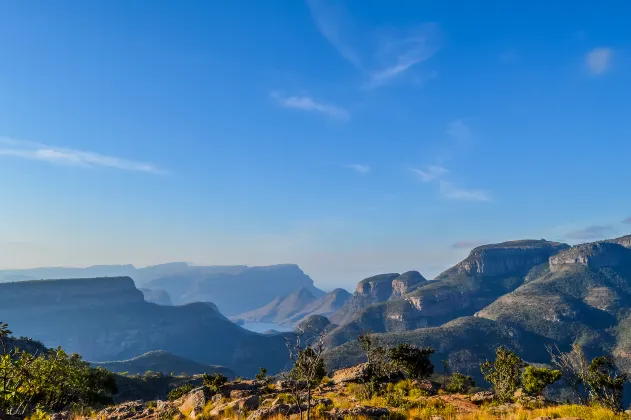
236 287 351 325
145 264 324 315
91 350 235 377
0 263 324 316
236 287 318 323
0 277 296 376
287 288 352 324
139 288 172 305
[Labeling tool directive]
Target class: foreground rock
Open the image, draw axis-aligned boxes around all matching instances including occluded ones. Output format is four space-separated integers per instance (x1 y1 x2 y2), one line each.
94 400 178 420
332 362 369 384
330 406 390 419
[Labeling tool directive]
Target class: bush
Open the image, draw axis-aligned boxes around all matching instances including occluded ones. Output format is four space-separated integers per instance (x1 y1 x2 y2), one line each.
346 383 371 401
202 372 228 393
389 343 435 380
585 356 627 411
522 366 562 396
255 367 267 381
480 346 524 403
446 372 475 394
167 383 194 401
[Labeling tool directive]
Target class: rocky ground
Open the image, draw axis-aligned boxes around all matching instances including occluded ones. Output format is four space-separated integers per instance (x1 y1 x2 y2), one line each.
40 363 627 420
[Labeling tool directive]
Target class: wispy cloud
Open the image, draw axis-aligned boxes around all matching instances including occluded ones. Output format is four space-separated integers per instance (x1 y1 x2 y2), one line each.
345 164 370 174
586 48 612 75
271 92 349 120
0 137 165 174
446 119 472 142
439 181 490 202
305 0 362 68
410 165 447 183
452 240 486 249
306 0 440 88
623 217 631 224
566 225 614 240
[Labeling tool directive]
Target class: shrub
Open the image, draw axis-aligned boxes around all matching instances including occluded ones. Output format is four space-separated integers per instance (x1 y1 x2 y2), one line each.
255 367 267 381
389 343 435 380
346 383 371 401
168 383 194 401
480 346 524 403
585 356 627 411
202 372 228 393
446 372 475 394
522 366 562 396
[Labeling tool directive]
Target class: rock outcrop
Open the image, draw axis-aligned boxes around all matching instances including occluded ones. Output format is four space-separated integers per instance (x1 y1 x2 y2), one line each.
549 242 630 272
442 240 569 278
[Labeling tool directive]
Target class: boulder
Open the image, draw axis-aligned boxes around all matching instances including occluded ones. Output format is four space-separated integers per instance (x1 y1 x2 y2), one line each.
231 389 255 399
210 395 260 417
312 397 333 407
329 406 389 419
220 380 258 396
412 379 441 395
95 401 152 420
470 390 495 405
241 395 261 411
246 404 300 420
174 386 213 418
332 362 369 384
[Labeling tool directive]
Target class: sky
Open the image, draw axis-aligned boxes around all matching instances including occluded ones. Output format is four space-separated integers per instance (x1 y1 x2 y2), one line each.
1 0 630 290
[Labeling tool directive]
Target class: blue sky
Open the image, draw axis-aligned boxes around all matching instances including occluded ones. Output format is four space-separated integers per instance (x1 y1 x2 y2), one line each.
1 0 630 290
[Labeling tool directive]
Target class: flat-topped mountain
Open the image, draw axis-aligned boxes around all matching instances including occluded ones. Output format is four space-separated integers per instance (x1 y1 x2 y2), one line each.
0 263 324 316
0 277 295 376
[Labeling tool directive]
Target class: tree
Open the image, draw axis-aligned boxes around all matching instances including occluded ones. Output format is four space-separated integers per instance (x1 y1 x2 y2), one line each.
388 343 435 380
255 367 268 382
283 324 330 420
446 373 475 394
480 346 524 403
585 356 627 412
547 343 590 404
522 366 562 397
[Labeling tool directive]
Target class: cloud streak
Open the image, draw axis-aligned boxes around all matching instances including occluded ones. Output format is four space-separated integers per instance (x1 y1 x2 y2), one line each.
271 92 349 120
410 165 447 182
566 225 614 240
306 0 440 88
439 181 490 202
0 137 164 174
446 119 472 142
586 48 612 75
345 164 370 174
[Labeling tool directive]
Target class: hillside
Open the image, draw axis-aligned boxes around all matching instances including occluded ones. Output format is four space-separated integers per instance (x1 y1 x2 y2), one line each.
325 241 568 347
90 350 235 377
235 287 318 323
0 277 295 376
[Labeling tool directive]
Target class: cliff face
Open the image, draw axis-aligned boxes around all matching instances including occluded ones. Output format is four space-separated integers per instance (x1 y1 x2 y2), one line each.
330 272 426 325
446 240 569 277
549 242 631 272
0 277 144 311
608 234 631 249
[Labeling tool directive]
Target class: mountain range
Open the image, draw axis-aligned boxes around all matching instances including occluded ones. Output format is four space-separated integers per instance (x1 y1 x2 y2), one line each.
3 233 631 385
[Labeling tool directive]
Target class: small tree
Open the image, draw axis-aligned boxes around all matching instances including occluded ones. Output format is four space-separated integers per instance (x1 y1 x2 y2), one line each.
255 367 268 382
480 346 524 402
388 343 435 380
356 333 398 397
585 356 627 412
283 325 330 420
522 366 562 397
446 372 475 394
547 343 590 404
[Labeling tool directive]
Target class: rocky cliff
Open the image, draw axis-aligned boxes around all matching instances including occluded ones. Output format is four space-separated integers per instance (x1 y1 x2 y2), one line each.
549 242 631 272
441 240 569 278
330 272 426 325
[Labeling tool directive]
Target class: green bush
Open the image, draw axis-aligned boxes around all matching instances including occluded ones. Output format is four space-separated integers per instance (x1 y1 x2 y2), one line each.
202 372 228 393
446 372 476 394
480 346 524 403
389 343 435 380
167 383 194 401
522 366 561 396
